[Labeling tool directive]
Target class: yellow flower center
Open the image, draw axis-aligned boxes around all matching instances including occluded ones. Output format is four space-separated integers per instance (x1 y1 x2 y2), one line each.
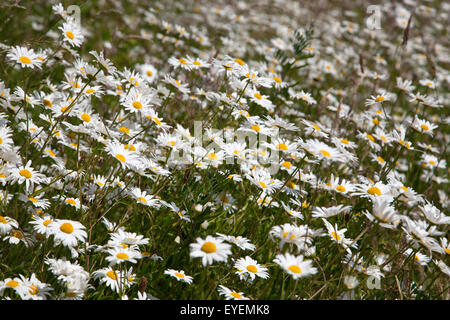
81 113 91 122
254 92 262 100
336 185 346 192
66 198 77 206
319 150 331 157
331 232 341 241
19 169 32 179
312 124 321 131
420 124 429 131
13 231 23 239
368 186 382 196
207 152 218 160
246 265 258 273
43 99 53 108
46 149 56 157
6 280 19 288
179 58 187 65
115 154 126 162
288 265 302 274
341 139 349 145
60 222 74 234
0 216 7 224
85 89 95 94
19 56 31 64
277 143 288 151
146 71 153 76
117 253 129 260
234 58 244 66
66 31 75 40
366 134 375 142
231 292 242 299
259 181 267 189
282 161 291 169
119 127 130 134
106 270 118 280
132 101 143 109
174 272 185 278
377 156 385 163
273 77 282 83
201 241 217 253
28 284 39 295
251 124 260 132
138 196 147 203
193 61 201 66
153 117 162 126
43 220 52 227
375 96 385 102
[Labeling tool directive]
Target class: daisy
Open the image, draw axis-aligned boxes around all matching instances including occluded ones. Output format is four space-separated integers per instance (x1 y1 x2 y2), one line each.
18 273 53 300
216 233 256 251
420 202 450 225
419 79 436 89
49 219 87 247
105 247 142 266
396 77 415 92
303 139 345 163
411 116 438 136
273 253 318 280
105 140 140 169
312 205 352 218
0 276 27 297
108 229 149 249
247 87 274 111
63 197 82 210
363 197 401 229
234 256 269 281
322 218 357 251
93 267 135 293
29 215 54 237
353 181 392 200
167 202 191 222
364 90 394 107
129 187 161 208
164 269 193 284
7 46 42 69
185 56 211 70
217 285 250 300
404 248 431 266
301 120 328 138
123 88 152 114
8 160 47 192
189 235 232 266
3 230 31 246
0 215 19 235
59 20 84 47
137 63 158 83
168 56 192 70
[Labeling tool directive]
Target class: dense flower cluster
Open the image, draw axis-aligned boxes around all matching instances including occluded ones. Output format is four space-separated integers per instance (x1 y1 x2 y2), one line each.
0 0 448 300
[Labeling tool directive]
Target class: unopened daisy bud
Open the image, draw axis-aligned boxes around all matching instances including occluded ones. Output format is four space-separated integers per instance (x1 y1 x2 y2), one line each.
174 236 181 244
201 221 209 229
194 204 203 212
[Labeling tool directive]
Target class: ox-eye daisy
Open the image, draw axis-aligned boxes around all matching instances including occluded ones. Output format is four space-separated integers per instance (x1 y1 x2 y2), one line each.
218 285 250 300
164 269 193 284
9 160 47 192
189 235 232 266
59 20 84 47
273 253 318 280
49 219 87 248
7 46 42 69
234 256 269 281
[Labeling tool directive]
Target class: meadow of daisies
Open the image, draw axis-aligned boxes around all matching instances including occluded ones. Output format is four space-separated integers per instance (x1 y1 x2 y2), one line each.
0 0 448 300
